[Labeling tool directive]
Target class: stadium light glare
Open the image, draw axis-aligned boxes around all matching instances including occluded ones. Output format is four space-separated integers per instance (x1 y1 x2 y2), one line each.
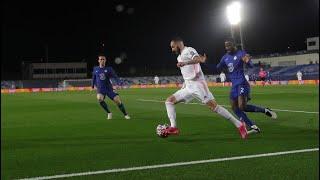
226 2 241 25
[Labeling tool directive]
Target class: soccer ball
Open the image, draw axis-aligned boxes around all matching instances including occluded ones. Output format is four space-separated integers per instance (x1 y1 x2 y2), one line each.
156 124 169 138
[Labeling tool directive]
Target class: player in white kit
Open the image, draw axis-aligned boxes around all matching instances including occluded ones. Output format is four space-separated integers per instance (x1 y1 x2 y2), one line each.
159 37 247 139
245 74 250 82
220 72 226 86
297 71 303 85
154 75 160 85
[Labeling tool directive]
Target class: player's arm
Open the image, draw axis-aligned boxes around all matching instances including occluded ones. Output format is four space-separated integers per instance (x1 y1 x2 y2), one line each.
181 81 186 89
241 51 254 68
177 54 207 67
216 56 226 71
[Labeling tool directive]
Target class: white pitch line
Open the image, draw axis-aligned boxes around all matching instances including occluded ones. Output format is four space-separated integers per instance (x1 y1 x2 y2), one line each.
137 99 319 114
271 108 319 114
18 148 319 180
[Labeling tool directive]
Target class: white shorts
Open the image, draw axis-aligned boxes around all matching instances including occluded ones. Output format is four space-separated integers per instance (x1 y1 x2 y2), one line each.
221 79 225 82
173 80 214 104
298 77 302 81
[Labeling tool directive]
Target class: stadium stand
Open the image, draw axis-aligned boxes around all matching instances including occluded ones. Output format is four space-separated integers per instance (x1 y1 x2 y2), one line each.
243 64 319 81
1 64 319 89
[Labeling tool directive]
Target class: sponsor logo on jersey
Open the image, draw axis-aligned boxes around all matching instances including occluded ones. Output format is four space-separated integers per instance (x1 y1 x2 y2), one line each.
227 63 234 72
99 73 106 80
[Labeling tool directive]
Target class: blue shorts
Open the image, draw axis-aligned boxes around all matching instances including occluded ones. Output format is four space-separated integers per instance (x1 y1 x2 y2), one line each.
98 89 119 100
230 84 251 101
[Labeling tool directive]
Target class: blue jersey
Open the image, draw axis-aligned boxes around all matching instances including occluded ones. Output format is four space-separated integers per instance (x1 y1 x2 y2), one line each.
92 66 121 92
217 50 253 86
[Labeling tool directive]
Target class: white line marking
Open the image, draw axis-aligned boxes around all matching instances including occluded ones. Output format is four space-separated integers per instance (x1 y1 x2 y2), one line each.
137 99 319 114
213 92 314 96
271 108 319 114
18 148 319 180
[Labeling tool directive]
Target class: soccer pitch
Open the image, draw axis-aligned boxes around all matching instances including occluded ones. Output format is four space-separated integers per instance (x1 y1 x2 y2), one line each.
1 85 319 179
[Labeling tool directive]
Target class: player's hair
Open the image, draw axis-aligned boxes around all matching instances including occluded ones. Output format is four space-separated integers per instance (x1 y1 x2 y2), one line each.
171 36 184 42
225 37 236 44
97 53 106 58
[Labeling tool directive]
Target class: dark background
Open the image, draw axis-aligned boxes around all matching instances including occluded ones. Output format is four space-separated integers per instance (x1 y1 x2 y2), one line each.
2 0 319 79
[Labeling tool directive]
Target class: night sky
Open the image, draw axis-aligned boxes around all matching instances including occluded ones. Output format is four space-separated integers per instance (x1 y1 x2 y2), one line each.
2 0 319 79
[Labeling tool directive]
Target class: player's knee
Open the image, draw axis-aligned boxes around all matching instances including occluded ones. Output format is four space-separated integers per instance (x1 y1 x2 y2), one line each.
231 105 237 112
97 94 104 102
165 96 176 105
113 96 121 105
207 100 217 111
239 104 246 111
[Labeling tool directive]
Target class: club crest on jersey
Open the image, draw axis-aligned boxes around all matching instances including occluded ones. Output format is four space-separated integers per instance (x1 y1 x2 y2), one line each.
104 70 108 73
233 56 237 60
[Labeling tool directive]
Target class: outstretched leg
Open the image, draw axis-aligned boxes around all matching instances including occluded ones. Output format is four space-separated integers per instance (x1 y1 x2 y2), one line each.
206 99 247 139
231 98 256 128
113 95 130 119
237 95 261 134
244 103 277 119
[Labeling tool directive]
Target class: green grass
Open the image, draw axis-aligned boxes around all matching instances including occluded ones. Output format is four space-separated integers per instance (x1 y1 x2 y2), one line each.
1 85 319 179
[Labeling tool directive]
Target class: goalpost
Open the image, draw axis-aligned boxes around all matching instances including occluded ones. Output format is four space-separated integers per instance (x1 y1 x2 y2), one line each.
62 78 125 88
62 79 92 88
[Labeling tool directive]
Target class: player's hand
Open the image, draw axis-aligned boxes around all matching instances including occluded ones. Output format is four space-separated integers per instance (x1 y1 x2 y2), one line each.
181 82 186 89
242 54 251 63
199 53 207 63
177 62 186 67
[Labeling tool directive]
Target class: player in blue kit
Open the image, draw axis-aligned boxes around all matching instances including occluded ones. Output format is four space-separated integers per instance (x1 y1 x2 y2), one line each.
216 39 277 134
92 54 130 120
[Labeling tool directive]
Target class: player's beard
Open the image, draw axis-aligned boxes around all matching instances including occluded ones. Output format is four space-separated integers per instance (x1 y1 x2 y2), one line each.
226 47 235 54
173 48 181 55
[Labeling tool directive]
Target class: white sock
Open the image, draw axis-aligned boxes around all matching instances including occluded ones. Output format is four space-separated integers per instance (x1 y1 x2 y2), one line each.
165 101 176 127
214 105 241 128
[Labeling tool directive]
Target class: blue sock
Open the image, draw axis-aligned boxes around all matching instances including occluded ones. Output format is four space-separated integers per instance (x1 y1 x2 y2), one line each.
99 101 111 113
245 104 265 113
234 108 255 127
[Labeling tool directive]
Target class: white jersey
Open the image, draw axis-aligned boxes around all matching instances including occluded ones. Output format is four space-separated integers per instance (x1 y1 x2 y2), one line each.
173 46 214 104
220 73 226 82
177 47 205 81
297 72 302 80
154 76 159 84
245 74 249 82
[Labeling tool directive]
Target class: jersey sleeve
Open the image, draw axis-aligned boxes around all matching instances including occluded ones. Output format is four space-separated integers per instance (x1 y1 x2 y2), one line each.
91 68 96 88
216 56 226 70
189 47 200 60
